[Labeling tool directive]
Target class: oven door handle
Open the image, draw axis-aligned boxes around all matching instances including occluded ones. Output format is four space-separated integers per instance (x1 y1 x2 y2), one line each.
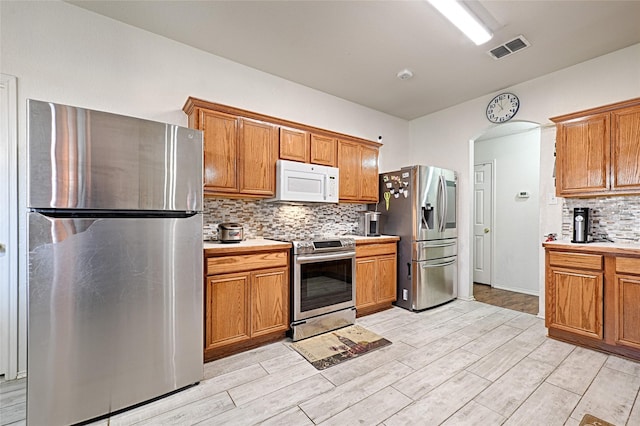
296 252 355 264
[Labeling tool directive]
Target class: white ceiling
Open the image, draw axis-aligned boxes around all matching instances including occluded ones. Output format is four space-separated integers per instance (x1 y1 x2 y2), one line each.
68 0 640 120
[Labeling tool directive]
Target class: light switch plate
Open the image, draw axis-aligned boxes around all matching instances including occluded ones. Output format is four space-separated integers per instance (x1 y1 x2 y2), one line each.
547 193 558 205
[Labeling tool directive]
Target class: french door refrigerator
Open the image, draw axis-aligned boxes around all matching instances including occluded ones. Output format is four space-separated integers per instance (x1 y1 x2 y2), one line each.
27 100 204 425
377 166 457 311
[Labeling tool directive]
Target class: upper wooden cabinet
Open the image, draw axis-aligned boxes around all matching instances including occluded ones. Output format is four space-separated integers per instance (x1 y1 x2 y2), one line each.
310 134 337 166
279 127 310 163
338 140 379 203
239 118 278 196
186 103 277 198
199 110 239 193
184 97 381 201
611 105 640 191
552 98 640 197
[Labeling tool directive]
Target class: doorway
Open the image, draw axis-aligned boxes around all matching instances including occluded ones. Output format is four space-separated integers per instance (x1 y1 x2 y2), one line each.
472 121 541 314
473 162 493 285
0 74 18 380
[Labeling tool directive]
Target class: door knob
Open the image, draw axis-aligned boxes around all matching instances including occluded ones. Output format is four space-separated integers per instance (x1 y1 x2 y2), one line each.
484 228 490 234
0 243 5 255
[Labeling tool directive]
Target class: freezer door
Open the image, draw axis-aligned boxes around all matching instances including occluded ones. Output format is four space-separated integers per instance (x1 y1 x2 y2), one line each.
28 100 203 211
414 238 457 261
413 255 457 310
27 212 203 425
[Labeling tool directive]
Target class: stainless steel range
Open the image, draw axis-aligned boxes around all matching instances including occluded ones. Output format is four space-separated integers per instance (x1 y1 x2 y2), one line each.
286 236 356 341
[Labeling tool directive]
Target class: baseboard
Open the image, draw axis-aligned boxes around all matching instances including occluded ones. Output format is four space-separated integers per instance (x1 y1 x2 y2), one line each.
491 285 539 297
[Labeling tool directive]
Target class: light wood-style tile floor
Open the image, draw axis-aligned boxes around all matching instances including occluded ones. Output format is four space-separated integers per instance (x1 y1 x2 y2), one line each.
4 300 640 425
473 283 539 315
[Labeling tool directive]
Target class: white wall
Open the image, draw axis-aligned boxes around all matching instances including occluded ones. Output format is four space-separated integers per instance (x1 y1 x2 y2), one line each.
475 127 541 295
0 0 410 374
409 42 640 314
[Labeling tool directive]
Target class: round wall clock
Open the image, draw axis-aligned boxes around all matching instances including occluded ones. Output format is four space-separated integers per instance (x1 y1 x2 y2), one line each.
486 93 520 123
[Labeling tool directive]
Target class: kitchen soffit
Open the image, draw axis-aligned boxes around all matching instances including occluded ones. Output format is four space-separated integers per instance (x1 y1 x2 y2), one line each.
67 1 640 120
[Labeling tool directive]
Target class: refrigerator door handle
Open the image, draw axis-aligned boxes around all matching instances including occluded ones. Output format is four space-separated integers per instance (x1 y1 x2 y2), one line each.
420 258 457 268
438 175 446 233
419 240 457 248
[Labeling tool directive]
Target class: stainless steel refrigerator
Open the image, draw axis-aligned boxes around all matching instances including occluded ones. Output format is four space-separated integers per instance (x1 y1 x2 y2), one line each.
27 100 204 425
376 166 457 311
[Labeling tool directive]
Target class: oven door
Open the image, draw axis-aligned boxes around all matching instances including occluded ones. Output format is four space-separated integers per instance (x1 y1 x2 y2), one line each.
293 251 356 321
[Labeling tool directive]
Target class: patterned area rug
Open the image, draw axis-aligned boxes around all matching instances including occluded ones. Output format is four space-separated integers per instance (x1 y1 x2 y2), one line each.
291 325 392 370
579 414 616 426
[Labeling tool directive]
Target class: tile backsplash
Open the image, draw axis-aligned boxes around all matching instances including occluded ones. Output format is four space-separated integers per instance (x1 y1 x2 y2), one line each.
203 198 371 240
562 195 640 243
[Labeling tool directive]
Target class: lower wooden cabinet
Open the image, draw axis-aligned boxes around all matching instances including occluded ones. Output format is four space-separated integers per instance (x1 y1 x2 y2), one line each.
204 247 289 361
250 268 288 337
614 257 640 350
547 266 603 340
355 241 397 316
544 245 640 361
206 273 250 348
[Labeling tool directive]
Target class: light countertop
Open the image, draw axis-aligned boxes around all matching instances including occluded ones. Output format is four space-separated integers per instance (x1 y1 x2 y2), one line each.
351 235 400 244
204 238 291 255
543 239 640 256
203 235 400 254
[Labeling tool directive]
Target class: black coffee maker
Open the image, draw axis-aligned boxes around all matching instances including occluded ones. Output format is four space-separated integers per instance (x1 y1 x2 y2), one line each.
572 207 590 243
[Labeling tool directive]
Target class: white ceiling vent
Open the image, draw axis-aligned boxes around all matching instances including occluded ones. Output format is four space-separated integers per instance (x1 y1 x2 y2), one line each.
487 35 530 60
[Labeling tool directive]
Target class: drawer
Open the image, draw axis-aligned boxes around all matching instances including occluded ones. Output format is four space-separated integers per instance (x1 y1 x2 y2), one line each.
616 257 640 275
414 238 457 262
207 251 288 276
548 251 603 270
356 243 397 258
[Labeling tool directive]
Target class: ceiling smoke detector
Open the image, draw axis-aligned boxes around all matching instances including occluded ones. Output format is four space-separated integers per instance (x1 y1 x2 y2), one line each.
396 69 414 80
487 35 530 60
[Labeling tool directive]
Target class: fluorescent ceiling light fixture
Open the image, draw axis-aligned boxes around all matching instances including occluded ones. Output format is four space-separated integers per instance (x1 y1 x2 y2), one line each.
427 0 493 45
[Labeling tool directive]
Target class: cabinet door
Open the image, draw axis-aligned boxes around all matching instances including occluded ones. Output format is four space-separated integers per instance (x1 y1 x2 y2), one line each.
251 267 289 337
279 127 309 163
377 255 397 303
615 275 640 350
555 113 610 196
310 134 337 166
338 140 360 200
548 268 603 339
360 145 379 202
205 273 250 350
238 118 278 195
356 258 377 310
200 110 238 193
611 105 640 191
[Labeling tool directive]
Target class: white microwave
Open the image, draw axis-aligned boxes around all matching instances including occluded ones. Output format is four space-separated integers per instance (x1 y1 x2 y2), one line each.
268 159 339 203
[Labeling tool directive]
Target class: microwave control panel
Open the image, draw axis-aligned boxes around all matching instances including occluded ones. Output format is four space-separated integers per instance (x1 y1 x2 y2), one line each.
328 176 337 199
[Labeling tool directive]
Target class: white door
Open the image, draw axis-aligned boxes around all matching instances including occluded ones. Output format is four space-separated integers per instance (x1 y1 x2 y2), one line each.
473 163 492 285
0 74 18 379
